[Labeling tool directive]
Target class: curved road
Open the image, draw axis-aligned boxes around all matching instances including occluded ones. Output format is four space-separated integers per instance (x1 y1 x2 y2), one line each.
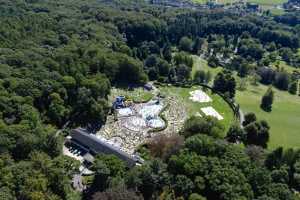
239 107 245 127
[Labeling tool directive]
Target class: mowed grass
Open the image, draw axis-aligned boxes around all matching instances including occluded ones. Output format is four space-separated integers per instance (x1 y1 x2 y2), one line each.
109 87 154 104
192 55 300 149
192 0 287 5
247 0 288 6
236 83 300 149
271 61 300 74
191 55 223 78
160 85 235 135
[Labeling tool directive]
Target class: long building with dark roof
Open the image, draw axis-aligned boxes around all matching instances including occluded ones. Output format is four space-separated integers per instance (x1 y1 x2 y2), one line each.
70 128 136 167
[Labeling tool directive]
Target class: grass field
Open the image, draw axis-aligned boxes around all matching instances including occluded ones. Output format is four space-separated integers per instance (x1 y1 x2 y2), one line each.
192 55 223 82
270 61 300 74
192 55 300 149
192 0 288 5
109 87 154 104
247 0 288 6
160 85 235 135
236 83 300 149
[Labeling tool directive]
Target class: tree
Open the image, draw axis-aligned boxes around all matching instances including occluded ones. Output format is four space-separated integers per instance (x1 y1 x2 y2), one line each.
271 165 289 184
116 55 148 84
293 161 300 191
237 78 248 91
176 64 191 82
206 165 254 200
92 186 142 200
207 55 218 68
193 70 211 84
238 62 250 78
288 81 298 95
244 121 270 148
173 52 193 68
260 87 274 112
238 38 265 60
265 147 284 170
263 183 295 200
0 187 15 200
226 123 245 143
258 67 275 85
213 71 236 99
157 59 170 77
247 167 272 196
47 93 69 126
173 175 194 198
126 160 170 200
274 72 290 90
162 44 172 62
179 36 193 52
183 116 224 138
243 112 257 126
90 154 126 193
184 134 226 157
279 48 294 63
192 37 204 54
145 55 158 69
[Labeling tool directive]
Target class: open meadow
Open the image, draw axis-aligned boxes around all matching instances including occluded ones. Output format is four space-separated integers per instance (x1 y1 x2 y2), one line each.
236 83 300 149
192 0 288 5
192 55 300 149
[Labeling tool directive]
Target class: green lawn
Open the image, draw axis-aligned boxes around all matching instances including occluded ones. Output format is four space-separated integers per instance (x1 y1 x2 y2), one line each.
160 85 235 135
236 83 300 149
271 61 300 74
109 87 154 104
192 0 288 5
248 0 288 6
191 55 223 82
192 55 300 149
268 7 286 15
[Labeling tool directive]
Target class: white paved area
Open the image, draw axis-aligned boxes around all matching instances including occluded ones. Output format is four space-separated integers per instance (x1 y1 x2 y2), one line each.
138 104 163 119
118 107 133 117
148 118 165 128
195 112 202 117
189 90 212 103
201 106 224 120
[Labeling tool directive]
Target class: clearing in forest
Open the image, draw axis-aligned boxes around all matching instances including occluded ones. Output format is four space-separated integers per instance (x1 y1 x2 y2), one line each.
236 83 300 149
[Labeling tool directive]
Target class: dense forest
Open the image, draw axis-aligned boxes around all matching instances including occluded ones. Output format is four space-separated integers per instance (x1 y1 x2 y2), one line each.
0 0 300 199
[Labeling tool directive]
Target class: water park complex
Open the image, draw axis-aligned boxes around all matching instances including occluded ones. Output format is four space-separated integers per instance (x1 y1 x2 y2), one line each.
64 83 235 167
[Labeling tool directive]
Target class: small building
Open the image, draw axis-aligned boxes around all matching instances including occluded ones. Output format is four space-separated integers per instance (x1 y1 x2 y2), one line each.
113 96 126 109
144 83 153 91
70 128 136 168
